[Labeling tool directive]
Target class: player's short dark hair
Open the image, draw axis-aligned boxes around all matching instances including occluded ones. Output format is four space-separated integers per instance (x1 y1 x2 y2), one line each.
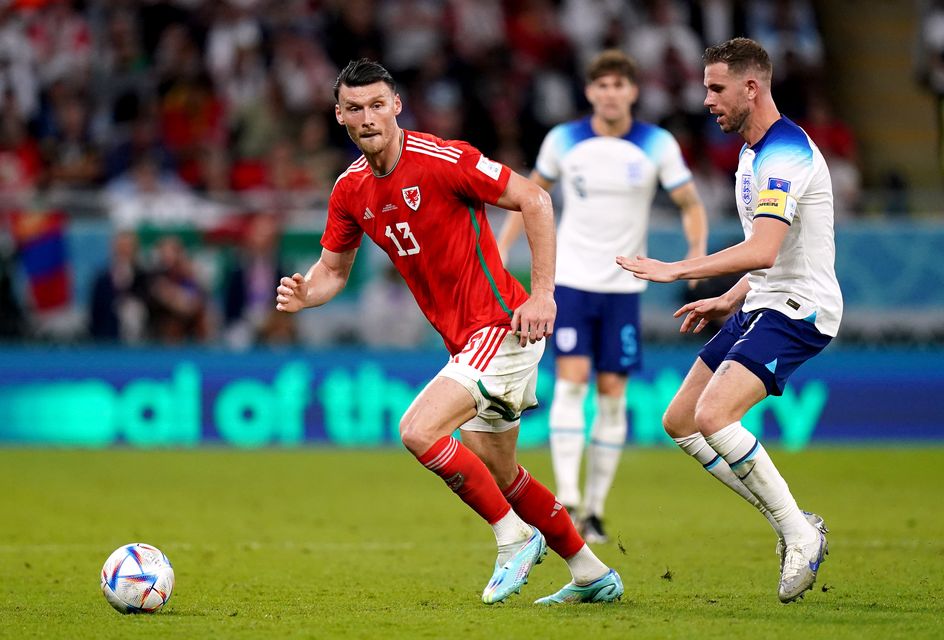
703 38 773 80
334 59 397 101
586 49 638 84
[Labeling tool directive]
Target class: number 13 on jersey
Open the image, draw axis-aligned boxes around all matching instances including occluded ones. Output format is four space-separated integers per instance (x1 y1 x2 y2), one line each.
385 222 421 256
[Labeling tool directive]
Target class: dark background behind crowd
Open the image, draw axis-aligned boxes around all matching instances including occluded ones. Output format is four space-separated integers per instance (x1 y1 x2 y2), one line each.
0 0 937 348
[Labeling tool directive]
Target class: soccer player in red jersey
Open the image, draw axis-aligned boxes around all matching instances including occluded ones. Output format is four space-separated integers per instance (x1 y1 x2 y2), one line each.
276 59 623 605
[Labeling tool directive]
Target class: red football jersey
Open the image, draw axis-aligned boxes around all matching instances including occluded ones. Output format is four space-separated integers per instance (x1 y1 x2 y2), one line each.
322 130 529 355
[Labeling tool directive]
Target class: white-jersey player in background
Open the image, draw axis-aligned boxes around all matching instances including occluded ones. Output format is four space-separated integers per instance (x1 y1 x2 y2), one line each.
498 50 708 543
618 37 841 603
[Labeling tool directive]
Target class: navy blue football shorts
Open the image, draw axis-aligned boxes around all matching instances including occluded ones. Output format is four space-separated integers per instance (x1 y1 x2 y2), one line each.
552 285 642 375
698 308 831 396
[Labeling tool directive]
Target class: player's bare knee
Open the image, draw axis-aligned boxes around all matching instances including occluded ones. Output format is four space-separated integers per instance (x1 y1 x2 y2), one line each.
693 403 727 436
663 406 692 438
399 415 435 455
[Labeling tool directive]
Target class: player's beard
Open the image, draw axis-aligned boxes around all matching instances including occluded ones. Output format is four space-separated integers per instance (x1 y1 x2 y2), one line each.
719 103 749 134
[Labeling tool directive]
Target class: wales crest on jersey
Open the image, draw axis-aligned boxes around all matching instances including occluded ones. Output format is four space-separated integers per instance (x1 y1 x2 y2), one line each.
402 186 421 211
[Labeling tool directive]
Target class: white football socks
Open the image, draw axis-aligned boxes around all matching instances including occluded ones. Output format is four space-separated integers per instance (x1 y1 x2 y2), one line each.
583 394 627 518
548 380 588 508
492 509 535 565
564 544 609 585
704 422 815 545
673 432 781 536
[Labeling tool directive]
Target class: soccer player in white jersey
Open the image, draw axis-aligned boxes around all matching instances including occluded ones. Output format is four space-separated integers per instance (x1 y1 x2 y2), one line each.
618 38 842 603
498 50 708 543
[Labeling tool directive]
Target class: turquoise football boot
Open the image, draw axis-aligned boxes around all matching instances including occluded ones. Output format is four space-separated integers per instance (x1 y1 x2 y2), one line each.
482 527 547 604
534 568 624 605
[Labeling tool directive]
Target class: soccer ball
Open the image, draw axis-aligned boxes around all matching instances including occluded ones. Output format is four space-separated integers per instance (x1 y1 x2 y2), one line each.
100 543 175 614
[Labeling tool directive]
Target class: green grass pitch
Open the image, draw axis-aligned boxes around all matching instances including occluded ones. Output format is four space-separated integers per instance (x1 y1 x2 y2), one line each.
1 447 942 639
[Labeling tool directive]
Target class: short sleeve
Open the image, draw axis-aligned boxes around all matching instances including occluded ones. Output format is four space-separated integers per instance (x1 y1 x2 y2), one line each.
753 144 814 225
441 140 512 206
534 125 564 182
656 130 693 192
321 184 363 252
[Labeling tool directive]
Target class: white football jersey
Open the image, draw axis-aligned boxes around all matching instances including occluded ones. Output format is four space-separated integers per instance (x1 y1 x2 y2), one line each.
536 117 692 293
735 117 843 336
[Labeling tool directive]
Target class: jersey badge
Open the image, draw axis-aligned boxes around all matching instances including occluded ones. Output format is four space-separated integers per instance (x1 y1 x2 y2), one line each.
555 327 577 353
402 186 421 211
768 177 791 193
475 155 502 180
741 173 753 204
363 207 375 220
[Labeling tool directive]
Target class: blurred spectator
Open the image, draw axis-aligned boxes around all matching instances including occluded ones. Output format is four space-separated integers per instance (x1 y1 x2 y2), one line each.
271 30 337 114
0 92 42 208
218 43 268 114
690 0 747 48
919 0 944 175
0 230 24 339
747 0 824 120
358 263 429 348
746 0 824 71
800 95 861 219
232 139 314 220
296 113 347 194
153 23 202 88
41 93 103 189
625 0 705 124
205 3 262 85
26 0 92 90
505 0 573 73
446 0 505 65
379 0 446 77
0 7 39 120
89 229 148 342
323 0 385 69
559 0 630 71
230 77 288 160
222 213 294 348
106 156 203 229
158 72 226 182
104 113 175 181
146 234 210 343
92 9 152 132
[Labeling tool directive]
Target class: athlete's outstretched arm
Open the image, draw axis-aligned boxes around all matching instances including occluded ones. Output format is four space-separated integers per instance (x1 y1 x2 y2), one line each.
495 171 556 346
276 247 358 312
668 181 708 261
495 171 554 263
616 217 789 282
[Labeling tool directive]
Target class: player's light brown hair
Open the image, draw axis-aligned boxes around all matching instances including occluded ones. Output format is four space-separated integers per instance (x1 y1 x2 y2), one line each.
586 49 638 84
703 37 773 81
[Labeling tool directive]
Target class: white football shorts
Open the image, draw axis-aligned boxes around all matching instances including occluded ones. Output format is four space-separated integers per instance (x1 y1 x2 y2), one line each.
437 326 546 433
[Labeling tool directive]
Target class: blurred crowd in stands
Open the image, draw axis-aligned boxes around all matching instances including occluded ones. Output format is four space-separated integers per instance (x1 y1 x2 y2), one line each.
0 0 864 347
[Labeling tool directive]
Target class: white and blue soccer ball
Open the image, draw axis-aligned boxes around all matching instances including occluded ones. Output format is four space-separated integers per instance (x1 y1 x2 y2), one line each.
100 543 175 614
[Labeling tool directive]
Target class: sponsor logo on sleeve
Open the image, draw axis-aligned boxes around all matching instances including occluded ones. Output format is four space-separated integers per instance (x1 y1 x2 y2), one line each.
475 155 503 180
754 188 796 222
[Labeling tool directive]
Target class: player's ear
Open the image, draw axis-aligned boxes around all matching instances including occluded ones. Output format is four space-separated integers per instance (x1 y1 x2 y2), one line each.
745 77 759 101
394 94 402 116
334 104 344 125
